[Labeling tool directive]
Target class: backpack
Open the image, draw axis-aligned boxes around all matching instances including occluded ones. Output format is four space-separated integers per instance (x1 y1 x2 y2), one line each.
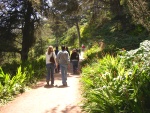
50 53 55 64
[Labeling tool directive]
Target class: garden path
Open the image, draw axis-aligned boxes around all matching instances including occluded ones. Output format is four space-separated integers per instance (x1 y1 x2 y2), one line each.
0 52 85 113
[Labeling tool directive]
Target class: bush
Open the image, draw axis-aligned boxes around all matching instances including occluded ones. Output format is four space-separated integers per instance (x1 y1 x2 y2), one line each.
0 67 26 104
81 40 150 113
1 60 20 77
21 55 46 84
0 55 46 104
80 43 117 68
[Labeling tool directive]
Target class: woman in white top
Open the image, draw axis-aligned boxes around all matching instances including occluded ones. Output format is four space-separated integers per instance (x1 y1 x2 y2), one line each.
46 46 57 86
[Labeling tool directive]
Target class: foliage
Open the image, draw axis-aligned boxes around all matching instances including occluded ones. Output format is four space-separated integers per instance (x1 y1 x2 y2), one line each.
0 67 26 104
80 44 101 67
1 55 46 80
80 0 150 51
51 0 80 15
127 0 150 31
21 55 46 84
0 0 43 61
60 26 78 47
82 17 150 50
0 0 150 108
0 55 46 104
1 60 20 76
81 40 150 113
80 42 117 68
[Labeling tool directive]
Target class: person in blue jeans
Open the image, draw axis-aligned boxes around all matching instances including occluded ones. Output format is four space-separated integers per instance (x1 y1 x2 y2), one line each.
56 45 70 86
70 49 79 74
45 46 57 86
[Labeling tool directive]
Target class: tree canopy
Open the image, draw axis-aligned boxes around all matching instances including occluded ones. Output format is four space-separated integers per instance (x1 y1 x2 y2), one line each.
0 0 150 62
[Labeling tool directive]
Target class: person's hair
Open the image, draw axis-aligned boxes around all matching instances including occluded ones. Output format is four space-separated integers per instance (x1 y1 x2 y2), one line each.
61 45 65 51
47 46 54 55
66 47 68 50
56 46 58 50
73 49 76 52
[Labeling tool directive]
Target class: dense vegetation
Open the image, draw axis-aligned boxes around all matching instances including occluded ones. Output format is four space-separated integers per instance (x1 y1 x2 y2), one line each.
0 56 45 104
81 40 150 113
0 0 150 112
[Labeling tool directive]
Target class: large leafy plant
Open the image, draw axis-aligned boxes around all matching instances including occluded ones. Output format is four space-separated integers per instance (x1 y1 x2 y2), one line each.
81 40 150 113
0 67 26 104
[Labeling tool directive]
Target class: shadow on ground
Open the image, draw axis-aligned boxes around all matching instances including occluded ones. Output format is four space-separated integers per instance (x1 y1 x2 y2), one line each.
31 72 80 89
44 104 83 113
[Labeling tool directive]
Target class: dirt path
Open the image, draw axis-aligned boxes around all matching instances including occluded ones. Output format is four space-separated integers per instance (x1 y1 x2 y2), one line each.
0 73 82 113
0 52 84 113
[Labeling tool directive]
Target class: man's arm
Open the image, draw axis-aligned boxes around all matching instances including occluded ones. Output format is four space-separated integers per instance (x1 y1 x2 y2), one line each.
56 51 60 63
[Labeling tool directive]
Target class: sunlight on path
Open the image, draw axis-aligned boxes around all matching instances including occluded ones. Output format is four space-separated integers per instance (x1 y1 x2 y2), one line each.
0 74 82 113
80 51 84 60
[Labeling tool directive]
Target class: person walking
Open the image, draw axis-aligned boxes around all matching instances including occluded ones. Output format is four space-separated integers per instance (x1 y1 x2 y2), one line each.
45 46 57 86
65 46 70 56
81 44 85 51
56 45 70 86
54 46 60 73
70 49 79 74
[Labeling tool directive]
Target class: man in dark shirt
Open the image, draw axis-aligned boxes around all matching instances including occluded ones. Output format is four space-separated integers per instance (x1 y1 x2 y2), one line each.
70 49 79 74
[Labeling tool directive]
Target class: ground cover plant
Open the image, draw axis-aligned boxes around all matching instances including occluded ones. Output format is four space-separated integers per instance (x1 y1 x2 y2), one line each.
81 40 150 113
0 67 26 104
0 56 46 105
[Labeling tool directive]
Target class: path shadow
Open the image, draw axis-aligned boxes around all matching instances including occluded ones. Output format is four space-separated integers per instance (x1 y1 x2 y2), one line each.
44 104 83 113
56 85 69 88
31 79 46 89
31 72 81 89
44 85 58 88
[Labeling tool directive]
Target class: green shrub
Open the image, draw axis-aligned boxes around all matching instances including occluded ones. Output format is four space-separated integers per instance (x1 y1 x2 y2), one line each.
81 40 150 113
80 43 117 68
81 45 100 66
21 55 46 84
0 55 46 104
1 60 20 77
0 67 26 104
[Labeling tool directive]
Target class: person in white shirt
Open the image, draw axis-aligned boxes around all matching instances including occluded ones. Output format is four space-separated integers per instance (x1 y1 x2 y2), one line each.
45 46 57 86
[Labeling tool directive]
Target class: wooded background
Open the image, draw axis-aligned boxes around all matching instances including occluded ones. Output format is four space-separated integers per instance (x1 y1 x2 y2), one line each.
0 0 150 63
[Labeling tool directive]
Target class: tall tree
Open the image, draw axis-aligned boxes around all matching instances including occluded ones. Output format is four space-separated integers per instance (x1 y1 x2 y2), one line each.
0 0 43 61
21 1 35 61
48 0 82 47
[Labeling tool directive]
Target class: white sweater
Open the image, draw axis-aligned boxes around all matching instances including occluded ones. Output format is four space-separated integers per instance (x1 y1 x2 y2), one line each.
46 52 56 64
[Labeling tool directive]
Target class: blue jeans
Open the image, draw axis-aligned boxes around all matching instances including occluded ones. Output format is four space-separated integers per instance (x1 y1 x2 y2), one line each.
55 64 60 73
46 63 55 85
60 64 68 85
72 61 78 73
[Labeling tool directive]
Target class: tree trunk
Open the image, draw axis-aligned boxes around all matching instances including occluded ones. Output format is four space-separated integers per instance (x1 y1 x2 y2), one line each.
75 21 81 48
21 1 34 62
